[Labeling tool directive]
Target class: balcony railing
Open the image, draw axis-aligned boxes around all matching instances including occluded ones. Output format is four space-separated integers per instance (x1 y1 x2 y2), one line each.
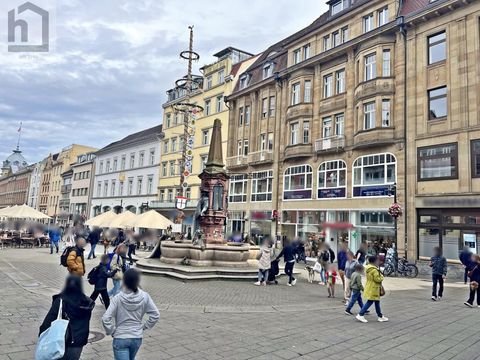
315 135 345 152
248 151 273 163
226 155 248 168
61 184 72 194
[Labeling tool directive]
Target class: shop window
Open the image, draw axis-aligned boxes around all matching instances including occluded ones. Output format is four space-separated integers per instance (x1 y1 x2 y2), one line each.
229 175 247 203
353 153 396 197
318 160 347 199
251 170 273 202
418 143 457 180
284 165 312 200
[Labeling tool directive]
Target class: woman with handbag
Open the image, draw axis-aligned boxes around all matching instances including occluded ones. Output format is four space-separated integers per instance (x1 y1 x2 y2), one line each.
464 254 480 308
356 255 389 323
38 275 95 360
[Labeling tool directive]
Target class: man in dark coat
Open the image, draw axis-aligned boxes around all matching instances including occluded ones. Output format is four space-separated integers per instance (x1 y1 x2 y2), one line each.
459 246 473 284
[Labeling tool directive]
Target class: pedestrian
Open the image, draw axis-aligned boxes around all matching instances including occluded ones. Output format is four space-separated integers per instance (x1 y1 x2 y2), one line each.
337 242 348 291
459 246 472 285
48 227 61 254
89 254 118 309
66 237 86 277
356 255 388 323
109 245 128 298
62 227 75 251
255 238 274 286
344 251 358 304
326 263 338 298
464 254 480 308
275 239 297 286
345 264 365 315
102 269 160 360
355 243 367 265
430 246 447 301
39 275 94 360
125 230 137 265
87 227 101 260
318 244 334 285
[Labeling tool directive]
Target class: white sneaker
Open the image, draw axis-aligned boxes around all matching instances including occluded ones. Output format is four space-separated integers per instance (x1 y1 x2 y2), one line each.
287 283 292 287
254 281 261 286
356 314 368 323
431 296 437 301
464 302 473 308
292 279 297 286
378 316 389 322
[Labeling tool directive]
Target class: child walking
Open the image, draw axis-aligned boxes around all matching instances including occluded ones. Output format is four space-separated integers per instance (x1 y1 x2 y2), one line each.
255 239 274 286
89 254 117 309
345 264 364 315
326 264 338 298
430 247 447 301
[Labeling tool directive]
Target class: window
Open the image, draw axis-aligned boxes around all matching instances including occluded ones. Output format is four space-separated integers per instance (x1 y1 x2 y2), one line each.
251 170 273 202
218 69 225 84
169 161 175 176
171 138 177 152
167 189 173 202
237 141 243 156
323 36 330 51
260 133 266 151
161 162 167 177
336 69 345 94
105 160 110 172
293 49 301 64
363 13 374 33
332 31 341 47
283 165 313 200
216 95 223 112
113 158 118 171
382 100 391 127
341 27 349 42
97 182 101 197
119 181 124 196
353 153 397 196
239 74 249 89
262 98 268 118
245 106 251 125
201 155 208 171
147 176 153 194
382 50 391 76
318 160 347 198
202 129 209 145
263 63 273 78
472 140 480 178
129 154 135 169
111 180 116 196
365 53 376 81
229 175 248 202
174 113 179 125
378 7 388 26
290 123 299 145
323 117 332 138
364 102 376 129
291 83 300 105
137 177 143 195
243 140 249 156
205 100 211 115
303 44 311 60
139 152 145 167
268 133 274 151
103 180 108 197
418 143 457 180
331 0 346 15
163 141 169 154
206 75 212 89
127 178 133 195
149 149 155 165
269 96 275 117
428 86 447 120
335 113 345 135
238 107 244 126
428 31 446 65
304 80 312 102
99 161 103 174
323 74 333 98
159 189 165 202
165 113 171 128
303 121 310 144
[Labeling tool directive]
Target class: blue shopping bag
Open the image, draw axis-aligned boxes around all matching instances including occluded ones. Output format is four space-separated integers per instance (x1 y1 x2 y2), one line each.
35 299 69 360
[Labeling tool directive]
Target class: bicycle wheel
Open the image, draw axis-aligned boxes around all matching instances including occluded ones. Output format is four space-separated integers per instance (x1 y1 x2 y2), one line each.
405 264 419 278
384 263 394 276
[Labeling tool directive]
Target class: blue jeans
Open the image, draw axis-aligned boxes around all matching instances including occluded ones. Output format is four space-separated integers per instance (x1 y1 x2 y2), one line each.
346 290 364 312
258 269 269 282
88 243 97 259
109 279 121 297
113 338 142 360
50 241 58 254
320 269 326 283
359 300 382 317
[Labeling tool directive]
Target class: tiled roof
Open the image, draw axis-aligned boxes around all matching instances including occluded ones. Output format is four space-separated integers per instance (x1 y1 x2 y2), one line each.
399 0 448 16
98 125 163 154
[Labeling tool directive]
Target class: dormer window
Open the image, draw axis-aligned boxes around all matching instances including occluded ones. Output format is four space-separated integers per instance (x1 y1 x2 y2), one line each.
331 0 347 16
263 63 274 79
239 74 250 89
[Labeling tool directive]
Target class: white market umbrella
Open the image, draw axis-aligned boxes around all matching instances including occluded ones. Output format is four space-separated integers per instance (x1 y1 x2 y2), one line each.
85 210 118 227
105 210 137 229
0 206 13 217
125 210 173 230
3 204 51 220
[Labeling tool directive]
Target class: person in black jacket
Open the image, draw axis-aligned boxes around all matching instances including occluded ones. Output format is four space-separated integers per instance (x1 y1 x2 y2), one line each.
89 254 117 309
39 275 94 360
276 239 297 286
464 254 480 308
459 246 473 285
87 227 101 260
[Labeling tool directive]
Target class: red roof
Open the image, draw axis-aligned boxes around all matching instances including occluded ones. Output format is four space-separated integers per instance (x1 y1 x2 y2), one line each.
400 0 442 16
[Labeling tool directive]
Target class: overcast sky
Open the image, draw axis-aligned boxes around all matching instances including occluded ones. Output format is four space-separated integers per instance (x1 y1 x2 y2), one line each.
0 0 327 163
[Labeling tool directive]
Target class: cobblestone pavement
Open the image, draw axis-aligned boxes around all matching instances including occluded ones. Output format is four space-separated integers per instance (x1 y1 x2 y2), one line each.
0 247 479 360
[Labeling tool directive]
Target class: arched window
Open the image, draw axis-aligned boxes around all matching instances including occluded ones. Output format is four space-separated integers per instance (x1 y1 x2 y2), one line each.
317 160 347 199
353 153 396 197
283 165 312 200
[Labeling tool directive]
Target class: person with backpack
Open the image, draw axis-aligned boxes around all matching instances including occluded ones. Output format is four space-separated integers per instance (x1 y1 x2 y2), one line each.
87 227 101 260
89 254 118 309
102 269 160 360
39 275 94 360
109 245 128 298
61 237 86 277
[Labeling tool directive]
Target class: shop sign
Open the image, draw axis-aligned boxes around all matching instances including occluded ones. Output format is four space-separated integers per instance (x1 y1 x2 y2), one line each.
283 190 312 200
318 188 346 199
353 185 389 197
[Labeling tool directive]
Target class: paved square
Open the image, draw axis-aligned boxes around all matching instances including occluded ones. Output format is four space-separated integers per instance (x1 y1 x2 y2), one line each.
0 248 479 360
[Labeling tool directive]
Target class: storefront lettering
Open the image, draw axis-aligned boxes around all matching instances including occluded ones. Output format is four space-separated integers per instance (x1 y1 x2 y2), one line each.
353 186 389 197
422 198 480 207
318 188 346 199
283 190 312 200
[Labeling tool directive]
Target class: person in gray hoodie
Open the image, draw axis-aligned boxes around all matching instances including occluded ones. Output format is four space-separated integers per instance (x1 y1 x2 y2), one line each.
102 269 160 360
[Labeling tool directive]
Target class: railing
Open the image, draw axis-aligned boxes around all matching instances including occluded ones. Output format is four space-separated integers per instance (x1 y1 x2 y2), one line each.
60 184 72 194
248 151 273 163
226 155 248 168
315 135 345 152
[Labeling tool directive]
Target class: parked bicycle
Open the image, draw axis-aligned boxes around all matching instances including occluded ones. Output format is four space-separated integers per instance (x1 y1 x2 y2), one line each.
384 256 418 278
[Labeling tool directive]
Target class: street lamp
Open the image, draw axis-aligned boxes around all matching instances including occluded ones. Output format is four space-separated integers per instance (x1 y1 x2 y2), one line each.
388 182 398 249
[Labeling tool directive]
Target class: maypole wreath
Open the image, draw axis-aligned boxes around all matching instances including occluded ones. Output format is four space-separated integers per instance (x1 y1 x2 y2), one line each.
388 203 403 218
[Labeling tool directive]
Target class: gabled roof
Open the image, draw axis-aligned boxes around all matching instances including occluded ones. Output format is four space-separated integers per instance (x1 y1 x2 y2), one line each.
97 125 163 155
213 47 254 58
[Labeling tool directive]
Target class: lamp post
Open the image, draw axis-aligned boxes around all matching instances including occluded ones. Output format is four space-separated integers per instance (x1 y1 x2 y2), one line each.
388 182 398 251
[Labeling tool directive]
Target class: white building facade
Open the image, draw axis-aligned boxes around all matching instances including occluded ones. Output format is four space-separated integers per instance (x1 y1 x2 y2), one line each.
27 160 44 209
90 125 163 217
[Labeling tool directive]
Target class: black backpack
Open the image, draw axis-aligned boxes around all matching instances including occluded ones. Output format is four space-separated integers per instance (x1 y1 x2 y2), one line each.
60 246 75 267
87 266 99 285
321 251 330 262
